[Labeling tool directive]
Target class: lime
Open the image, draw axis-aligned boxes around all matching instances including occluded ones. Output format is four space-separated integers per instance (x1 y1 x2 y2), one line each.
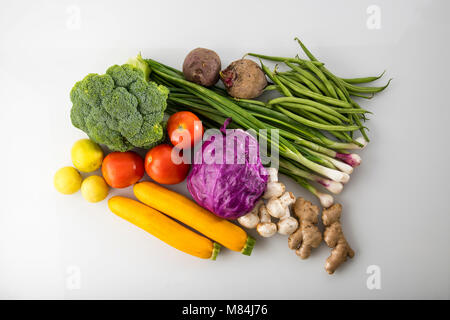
81 175 109 203
54 167 82 195
71 139 103 173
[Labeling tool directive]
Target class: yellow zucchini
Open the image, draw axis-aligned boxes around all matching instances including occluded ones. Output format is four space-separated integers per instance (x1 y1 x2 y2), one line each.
108 196 220 260
133 182 255 255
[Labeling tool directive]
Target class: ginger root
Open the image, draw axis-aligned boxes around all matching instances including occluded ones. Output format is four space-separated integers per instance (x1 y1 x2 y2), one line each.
322 203 354 274
288 197 322 259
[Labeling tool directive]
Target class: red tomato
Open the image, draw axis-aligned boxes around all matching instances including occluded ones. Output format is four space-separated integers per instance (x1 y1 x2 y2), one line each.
145 144 190 185
167 111 203 149
102 151 144 188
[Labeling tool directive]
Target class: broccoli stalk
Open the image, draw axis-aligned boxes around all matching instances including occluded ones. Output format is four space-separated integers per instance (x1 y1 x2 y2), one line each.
127 53 151 82
70 55 168 152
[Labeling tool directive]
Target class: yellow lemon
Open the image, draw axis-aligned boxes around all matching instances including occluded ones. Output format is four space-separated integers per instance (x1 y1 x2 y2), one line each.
71 139 104 173
81 175 109 203
54 167 82 194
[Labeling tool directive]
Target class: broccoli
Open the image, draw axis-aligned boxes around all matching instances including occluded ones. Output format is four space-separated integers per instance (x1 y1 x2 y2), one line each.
70 55 168 152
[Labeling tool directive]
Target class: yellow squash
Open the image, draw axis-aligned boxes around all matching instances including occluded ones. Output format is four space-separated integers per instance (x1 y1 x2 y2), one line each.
108 196 220 260
133 182 255 255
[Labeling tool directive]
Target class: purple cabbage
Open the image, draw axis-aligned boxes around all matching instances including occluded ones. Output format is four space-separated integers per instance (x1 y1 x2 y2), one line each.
187 120 268 219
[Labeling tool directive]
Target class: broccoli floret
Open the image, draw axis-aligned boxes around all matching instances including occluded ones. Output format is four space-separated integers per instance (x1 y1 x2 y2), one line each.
70 55 168 152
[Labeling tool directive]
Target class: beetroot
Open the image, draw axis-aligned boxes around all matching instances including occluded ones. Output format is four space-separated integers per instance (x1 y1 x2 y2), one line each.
220 59 267 99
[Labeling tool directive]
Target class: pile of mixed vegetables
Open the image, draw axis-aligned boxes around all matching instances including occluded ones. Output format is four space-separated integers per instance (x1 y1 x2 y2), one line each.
54 38 389 274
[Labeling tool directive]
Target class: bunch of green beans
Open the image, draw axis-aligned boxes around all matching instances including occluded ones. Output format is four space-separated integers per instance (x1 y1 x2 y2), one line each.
145 39 389 207
248 38 391 142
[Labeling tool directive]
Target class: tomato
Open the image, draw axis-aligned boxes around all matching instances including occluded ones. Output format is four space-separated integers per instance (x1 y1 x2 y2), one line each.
167 111 203 149
101 151 144 188
145 144 190 185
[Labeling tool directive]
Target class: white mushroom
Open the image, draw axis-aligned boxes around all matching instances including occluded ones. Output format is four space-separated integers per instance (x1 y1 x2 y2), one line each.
266 192 295 218
237 200 263 229
263 182 285 199
262 167 285 199
256 205 277 237
266 167 279 182
277 207 299 236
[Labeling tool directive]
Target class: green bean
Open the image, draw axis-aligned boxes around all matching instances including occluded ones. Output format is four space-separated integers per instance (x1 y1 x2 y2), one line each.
302 59 338 99
268 95 351 112
349 91 374 99
327 75 369 129
275 76 354 108
327 79 354 122
247 53 323 66
328 106 371 114
281 71 322 94
294 37 317 61
284 61 329 95
321 67 351 100
334 85 349 102
342 78 392 93
233 98 266 107
295 38 386 109
276 106 360 132
352 114 370 142
268 97 348 120
293 39 353 100
260 62 293 97
340 71 386 84
264 84 280 92
239 105 330 145
280 102 344 124
332 82 369 141
294 109 355 143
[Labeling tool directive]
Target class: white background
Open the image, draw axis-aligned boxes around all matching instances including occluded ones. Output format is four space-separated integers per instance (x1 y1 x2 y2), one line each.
0 0 449 299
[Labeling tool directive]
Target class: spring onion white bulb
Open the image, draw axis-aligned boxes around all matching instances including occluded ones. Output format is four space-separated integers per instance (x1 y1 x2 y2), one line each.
335 153 362 167
322 167 350 183
317 179 343 195
317 191 334 208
